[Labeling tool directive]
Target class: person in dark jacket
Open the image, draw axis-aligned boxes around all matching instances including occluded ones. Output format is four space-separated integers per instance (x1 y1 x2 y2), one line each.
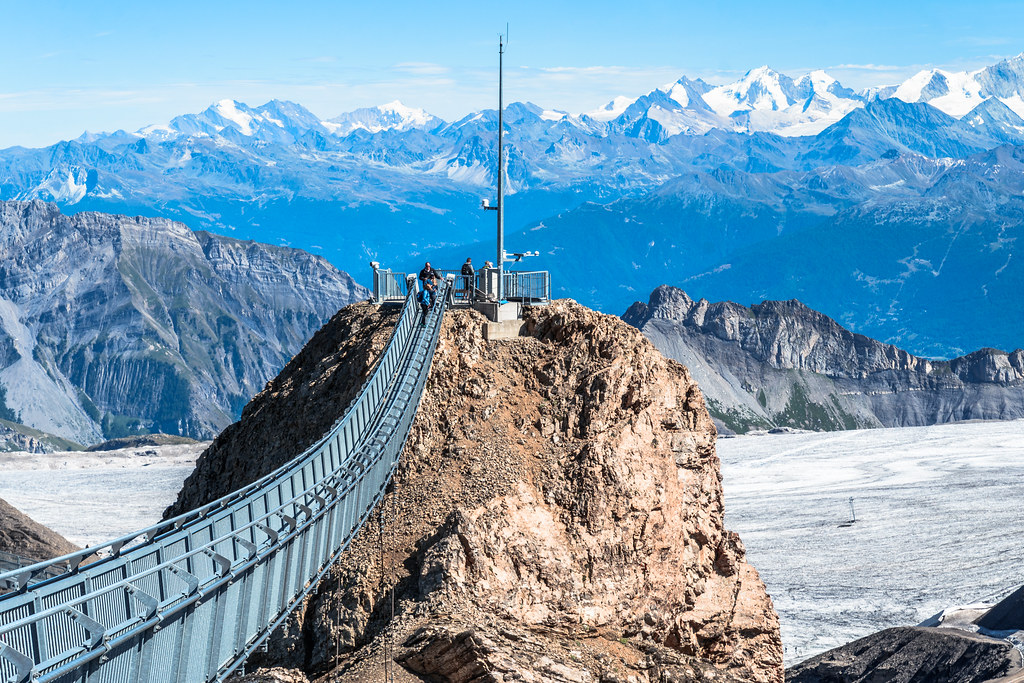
460 257 475 300
419 261 441 287
418 279 436 325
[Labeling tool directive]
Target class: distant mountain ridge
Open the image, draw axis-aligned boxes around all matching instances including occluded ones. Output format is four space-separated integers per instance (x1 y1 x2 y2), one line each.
0 200 367 446
3 55 1024 357
624 286 1024 433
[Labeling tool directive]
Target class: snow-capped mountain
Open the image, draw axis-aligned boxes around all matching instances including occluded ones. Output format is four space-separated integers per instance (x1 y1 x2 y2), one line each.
4 53 1024 358
585 95 638 122
703 66 808 115
325 100 443 135
707 66 865 135
610 84 724 141
592 66 865 137
893 53 1024 118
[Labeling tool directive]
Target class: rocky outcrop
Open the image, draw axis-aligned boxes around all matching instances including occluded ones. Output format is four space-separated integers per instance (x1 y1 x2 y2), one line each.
0 497 78 563
0 200 368 445
623 286 1024 433
164 302 399 517
84 434 197 452
0 418 83 453
786 626 1022 683
176 300 783 682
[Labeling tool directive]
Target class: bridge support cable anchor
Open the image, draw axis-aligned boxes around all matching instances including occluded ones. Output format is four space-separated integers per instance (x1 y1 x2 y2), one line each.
125 583 159 620
233 537 258 562
166 563 200 597
0 642 34 683
66 607 107 650
255 522 279 548
203 549 232 579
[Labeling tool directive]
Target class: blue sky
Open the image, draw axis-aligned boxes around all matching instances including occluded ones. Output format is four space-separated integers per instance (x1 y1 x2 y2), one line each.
2 0 1024 148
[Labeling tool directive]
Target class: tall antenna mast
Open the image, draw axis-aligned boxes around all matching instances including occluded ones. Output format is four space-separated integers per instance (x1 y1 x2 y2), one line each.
496 30 506 302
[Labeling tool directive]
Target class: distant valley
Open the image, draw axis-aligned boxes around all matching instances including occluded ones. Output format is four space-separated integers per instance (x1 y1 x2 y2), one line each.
0 200 367 448
625 285 1024 434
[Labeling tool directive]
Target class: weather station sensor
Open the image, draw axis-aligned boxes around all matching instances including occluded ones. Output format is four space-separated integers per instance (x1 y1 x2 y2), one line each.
504 250 539 263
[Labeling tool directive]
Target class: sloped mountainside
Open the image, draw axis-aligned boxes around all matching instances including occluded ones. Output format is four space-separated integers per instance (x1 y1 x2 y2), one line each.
168 300 783 682
0 200 368 446
624 286 1024 434
0 497 77 564
0 417 83 453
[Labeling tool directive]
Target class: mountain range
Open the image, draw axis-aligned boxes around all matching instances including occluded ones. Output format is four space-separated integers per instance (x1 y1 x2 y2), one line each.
624 286 1024 434
2 55 1024 356
0 200 367 447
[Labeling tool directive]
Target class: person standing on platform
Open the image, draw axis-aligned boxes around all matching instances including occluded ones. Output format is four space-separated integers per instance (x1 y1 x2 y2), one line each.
460 257 476 301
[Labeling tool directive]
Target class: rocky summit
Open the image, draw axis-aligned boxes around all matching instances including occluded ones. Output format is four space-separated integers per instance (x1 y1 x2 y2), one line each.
0 200 367 446
624 286 1024 434
169 300 783 682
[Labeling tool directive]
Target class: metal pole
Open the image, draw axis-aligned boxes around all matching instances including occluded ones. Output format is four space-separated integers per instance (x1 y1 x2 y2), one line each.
496 35 505 302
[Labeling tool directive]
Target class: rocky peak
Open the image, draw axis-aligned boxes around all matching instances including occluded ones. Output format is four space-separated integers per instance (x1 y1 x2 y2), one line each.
172 299 783 681
0 200 369 445
625 286 1024 434
627 286 1024 383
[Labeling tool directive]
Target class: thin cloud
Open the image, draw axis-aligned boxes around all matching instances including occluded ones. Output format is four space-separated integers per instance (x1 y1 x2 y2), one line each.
830 63 906 72
538 66 633 75
394 62 449 75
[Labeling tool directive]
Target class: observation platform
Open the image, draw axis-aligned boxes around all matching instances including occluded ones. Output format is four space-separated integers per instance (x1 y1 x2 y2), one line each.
371 263 550 333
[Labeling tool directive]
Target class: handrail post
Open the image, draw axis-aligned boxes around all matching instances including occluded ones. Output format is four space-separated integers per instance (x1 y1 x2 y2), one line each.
370 261 381 304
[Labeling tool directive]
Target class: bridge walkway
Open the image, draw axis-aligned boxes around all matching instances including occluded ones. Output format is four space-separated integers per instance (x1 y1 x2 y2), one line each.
0 276 451 683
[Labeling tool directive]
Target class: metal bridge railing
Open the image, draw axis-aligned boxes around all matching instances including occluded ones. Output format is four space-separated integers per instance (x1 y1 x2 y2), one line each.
0 276 453 683
501 270 550 304
375 265 550 307
0 554 63 587
370 266 409 304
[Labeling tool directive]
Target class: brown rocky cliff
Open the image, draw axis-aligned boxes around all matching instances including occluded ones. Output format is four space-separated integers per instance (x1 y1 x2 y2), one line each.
164 302 400 518
175 300 782 682
0 497 78 564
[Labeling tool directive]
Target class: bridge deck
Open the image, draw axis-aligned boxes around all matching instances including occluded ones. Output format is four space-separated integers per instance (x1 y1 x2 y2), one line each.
0 277 452 683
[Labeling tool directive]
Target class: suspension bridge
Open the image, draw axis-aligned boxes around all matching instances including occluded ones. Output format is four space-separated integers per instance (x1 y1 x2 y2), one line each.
0 275 453 683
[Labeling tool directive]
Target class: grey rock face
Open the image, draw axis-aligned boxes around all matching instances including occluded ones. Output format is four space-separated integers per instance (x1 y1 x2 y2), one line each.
786 626 1021 683
623 286 1024 433
0 200 368 444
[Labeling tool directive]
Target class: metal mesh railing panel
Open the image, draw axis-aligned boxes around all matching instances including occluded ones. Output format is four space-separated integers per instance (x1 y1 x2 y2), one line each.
0 278 450 683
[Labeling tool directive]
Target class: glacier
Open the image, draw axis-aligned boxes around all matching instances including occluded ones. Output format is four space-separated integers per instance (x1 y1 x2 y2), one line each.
717 420 1024 665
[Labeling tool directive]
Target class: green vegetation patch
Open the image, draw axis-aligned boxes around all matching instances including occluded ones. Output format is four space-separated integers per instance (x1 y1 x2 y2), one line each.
101 413 154 440
774 384 850 431
77 389 102 424
705 397 773 434
0 384 19 423
0 417 84 452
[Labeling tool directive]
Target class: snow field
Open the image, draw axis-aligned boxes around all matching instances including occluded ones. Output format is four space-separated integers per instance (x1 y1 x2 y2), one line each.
0 444 206 548
717 420 1024 665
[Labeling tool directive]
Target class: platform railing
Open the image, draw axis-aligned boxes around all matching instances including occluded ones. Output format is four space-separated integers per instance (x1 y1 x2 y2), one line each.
501 270 550 304
371 266 409 303
392 266 550 306
0 277 453 683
